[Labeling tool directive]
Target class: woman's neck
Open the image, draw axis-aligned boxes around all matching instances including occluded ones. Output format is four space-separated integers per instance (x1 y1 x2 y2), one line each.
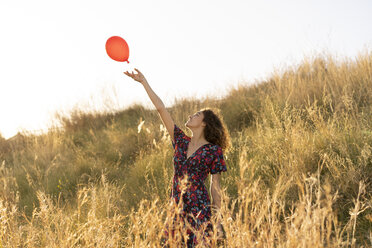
189 137 208 145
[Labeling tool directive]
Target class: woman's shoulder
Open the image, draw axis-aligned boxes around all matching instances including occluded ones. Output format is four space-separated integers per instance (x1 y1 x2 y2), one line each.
173 124 190 147
174 124 189 136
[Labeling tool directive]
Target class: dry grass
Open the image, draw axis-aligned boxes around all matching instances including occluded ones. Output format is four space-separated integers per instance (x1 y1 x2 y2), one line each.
0 49 371 247
0 157 369 247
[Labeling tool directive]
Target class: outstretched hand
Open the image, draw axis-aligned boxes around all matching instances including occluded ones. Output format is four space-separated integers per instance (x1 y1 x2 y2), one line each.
123 68 147 84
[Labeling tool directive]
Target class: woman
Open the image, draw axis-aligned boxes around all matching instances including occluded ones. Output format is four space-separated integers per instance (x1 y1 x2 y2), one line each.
124 68 229 247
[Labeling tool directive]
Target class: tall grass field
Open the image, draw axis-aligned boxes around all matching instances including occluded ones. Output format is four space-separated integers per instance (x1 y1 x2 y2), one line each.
0 50 371 247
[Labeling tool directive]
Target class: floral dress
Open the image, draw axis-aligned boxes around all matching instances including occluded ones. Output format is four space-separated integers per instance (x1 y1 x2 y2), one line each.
162 124 227 247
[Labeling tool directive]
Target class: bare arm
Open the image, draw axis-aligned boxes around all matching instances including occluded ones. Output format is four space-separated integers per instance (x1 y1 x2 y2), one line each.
211 173 224 235
157 108 175 143
124 68 175 142
211 173 222 210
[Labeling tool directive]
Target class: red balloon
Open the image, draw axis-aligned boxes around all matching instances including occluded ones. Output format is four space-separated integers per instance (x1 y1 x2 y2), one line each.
105 36 130 63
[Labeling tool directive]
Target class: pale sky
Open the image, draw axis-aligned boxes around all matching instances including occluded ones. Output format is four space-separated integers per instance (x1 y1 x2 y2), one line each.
0 0 371 139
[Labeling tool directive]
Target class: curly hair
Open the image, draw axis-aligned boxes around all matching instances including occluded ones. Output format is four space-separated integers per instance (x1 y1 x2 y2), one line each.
200 108 231 152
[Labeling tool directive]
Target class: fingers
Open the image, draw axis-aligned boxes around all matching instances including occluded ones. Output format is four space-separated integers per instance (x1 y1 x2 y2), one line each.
123 70 140 80
134 68 142 75
123 71 134 77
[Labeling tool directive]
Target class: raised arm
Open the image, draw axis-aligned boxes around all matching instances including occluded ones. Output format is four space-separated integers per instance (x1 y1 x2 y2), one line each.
124 68 175 143
157 108 175 143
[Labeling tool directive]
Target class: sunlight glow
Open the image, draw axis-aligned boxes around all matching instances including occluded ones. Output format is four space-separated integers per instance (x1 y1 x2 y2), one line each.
0 0 371 139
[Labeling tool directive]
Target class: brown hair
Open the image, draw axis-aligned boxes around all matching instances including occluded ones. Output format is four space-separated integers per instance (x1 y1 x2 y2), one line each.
201 108 231 152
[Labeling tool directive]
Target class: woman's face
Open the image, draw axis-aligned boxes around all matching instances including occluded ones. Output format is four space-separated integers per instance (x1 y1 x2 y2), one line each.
186 111 206 128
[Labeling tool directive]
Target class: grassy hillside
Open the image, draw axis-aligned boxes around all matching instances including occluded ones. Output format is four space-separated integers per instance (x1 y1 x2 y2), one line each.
0 50 371 247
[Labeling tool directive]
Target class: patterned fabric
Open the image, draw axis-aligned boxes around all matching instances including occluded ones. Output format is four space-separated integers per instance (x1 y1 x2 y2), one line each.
163 124 227 247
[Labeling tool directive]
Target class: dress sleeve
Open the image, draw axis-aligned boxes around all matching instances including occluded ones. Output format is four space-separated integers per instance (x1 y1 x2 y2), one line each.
210 146 227 174
172 124 187 149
